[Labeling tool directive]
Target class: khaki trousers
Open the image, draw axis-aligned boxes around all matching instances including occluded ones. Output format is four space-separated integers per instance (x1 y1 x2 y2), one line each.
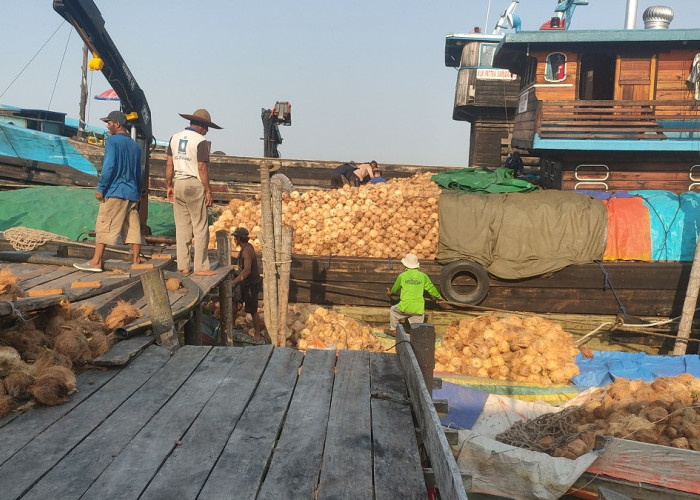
389 304 424 330
173 177 210 272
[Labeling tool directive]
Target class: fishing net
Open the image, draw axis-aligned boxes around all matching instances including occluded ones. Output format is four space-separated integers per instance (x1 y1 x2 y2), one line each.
495 406 583 454
2 226 70 251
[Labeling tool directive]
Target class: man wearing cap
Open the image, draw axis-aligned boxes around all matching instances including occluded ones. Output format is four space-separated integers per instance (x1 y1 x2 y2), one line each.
74 110 142 272
385 253 444 336
231 227 264 341
166 109 222 276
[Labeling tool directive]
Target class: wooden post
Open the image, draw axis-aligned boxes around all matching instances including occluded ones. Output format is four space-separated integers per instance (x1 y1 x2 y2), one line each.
260 162 279 345
674 234 700 355
140 268 178 351
277 225 293 346
183 306 203 346
216 230 233 346
409 323 436 396
271 176 285 347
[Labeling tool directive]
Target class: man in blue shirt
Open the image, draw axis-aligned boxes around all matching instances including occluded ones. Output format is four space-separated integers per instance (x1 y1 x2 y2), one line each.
74 110 143 272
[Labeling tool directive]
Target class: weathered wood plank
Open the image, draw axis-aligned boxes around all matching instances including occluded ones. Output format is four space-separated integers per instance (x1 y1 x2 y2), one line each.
370 352 426 499
199 347 304 499
317 350 373 499
258 349 337 499
91 334 155 366
21 346 209 500
396 325 468 500
0 368 118 461
0 345 172 500
77 347 242 499
141 345 273 500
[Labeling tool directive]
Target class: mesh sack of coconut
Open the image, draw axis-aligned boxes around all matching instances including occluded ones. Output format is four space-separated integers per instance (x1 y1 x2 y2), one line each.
496 374 700 459
435 315 580 385
209 173 441 260
290 305 384 352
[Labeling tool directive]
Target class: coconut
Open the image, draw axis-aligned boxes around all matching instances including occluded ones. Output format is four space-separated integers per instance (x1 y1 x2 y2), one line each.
31 349 73 373
104 300 143 330
87 330 112 358
4 371 35 399
70 303 103 322
53 330 91 365
30 376 72 406
34 365 76 393
0 394 14 418
165 278 182 291
0 267 23 300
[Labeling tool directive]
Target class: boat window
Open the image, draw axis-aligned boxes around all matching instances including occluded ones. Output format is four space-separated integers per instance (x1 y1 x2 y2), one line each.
479 43 498 67
520 56 538 90
545 53 567 82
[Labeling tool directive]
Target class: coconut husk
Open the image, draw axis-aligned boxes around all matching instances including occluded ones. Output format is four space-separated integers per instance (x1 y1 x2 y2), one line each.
33 301 72 335
0 394 14 419
34 365 76 393
0 346 31 377
104 300 143 330
4 371 35 399
70 303 103 322
31 349 73 373
30 376 72 406
53 330 91 365
0 267 23 301
87 331 112 358
0 323 50 359
165 278 182 291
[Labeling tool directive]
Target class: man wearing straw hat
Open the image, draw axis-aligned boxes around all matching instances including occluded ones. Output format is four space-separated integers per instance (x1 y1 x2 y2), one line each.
385 253 444 336
166 109 222 276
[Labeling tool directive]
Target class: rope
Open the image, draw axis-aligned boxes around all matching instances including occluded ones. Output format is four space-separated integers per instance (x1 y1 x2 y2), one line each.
0 22 66 99
48 28 72 110
595 260 628 317
3 226 69 251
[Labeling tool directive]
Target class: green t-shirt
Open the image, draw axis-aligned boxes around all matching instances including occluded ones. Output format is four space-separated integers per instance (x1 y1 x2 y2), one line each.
390 268 442 315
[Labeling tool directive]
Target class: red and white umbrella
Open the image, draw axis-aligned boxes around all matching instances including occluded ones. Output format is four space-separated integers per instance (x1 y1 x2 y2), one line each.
94 88 119 101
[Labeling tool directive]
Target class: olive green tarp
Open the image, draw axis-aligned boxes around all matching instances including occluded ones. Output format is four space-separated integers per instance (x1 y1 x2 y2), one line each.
0 186 175 240
436 190 607 280
431 167 538 193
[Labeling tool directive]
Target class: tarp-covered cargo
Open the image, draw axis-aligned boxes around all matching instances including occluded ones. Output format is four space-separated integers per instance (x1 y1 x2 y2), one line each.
436 190 607 280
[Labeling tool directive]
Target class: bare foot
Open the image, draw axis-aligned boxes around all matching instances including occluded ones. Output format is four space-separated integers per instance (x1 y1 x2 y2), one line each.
180 269 192 276
193 270 217 276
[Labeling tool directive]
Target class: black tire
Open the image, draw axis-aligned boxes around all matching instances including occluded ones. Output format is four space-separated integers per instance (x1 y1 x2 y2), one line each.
440 260 490 305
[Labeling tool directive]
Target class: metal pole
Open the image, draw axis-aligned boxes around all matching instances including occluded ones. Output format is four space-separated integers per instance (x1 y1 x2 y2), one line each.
78 44 88 135
624 0 639 29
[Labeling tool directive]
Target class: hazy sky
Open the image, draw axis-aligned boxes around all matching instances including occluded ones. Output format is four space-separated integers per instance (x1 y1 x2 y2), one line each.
1 1 696 166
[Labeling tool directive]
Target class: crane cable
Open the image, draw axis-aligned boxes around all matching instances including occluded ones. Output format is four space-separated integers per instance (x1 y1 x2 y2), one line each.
48 28 73 110
0 21 66 100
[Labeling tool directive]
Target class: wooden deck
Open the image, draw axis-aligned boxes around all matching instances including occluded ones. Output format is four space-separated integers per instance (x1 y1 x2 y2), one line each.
0 330 467 499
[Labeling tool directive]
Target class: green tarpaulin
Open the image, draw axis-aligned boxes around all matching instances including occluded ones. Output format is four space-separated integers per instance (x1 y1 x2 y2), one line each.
431 167 538 193
0 186 175 240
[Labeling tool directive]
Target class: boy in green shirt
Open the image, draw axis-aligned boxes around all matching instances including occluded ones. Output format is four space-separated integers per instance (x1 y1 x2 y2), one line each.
385 253 443 336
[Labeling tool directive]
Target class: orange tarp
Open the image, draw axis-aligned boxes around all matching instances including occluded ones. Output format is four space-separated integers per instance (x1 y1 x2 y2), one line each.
603 197 651 261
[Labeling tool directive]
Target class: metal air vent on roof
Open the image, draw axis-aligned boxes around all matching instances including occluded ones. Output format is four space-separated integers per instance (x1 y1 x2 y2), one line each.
643 6 674 29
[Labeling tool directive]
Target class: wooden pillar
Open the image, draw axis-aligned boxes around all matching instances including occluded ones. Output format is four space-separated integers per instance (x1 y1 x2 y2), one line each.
260 162 279 345
216 230 233 346
277 225 293 346
409 323 436 396
674 234 700 355
140 268 178 351
183 306 203 346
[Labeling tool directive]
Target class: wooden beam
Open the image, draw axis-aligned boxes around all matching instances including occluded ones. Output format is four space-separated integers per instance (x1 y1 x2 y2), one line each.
140 268 178 350
216 230 233 346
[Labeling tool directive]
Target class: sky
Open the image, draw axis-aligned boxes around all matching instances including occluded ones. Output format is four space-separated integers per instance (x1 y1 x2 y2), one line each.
1 1 697 167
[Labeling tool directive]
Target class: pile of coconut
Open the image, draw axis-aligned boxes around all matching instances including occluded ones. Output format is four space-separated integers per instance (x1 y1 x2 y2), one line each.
435 315 580 385
496 374 700 457
209 172 441 260
0 300 141 418
292 305 385 352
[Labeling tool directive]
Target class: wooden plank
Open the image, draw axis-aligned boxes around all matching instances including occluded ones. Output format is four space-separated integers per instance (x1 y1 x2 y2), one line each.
0 345 172 500
0 368 118 461
26 288 63 297
199 347 304 499
22 346 210 500
19 267 77 290
92 334 156 366
70 281 101 289
395 325 468 500
75 347 240 499
258 349 337 499
370 352 426 499
141 345 273 500
317 350 373 499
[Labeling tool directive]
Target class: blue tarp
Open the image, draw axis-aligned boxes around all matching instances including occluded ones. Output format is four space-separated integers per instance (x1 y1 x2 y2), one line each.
630 190 700 261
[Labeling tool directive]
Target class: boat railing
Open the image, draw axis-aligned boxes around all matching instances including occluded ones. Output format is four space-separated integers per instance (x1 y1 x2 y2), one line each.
536 100 700 140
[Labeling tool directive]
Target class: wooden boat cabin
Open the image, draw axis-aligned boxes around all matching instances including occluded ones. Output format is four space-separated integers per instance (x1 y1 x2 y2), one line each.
492 6 700 192
444 32 520 168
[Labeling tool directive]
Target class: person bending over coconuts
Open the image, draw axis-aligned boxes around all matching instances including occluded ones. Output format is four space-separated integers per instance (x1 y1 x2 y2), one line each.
230 227 265 342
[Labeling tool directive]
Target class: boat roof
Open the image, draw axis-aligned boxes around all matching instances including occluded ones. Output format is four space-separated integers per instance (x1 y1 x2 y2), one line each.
444 33 504 68
493 28 700 72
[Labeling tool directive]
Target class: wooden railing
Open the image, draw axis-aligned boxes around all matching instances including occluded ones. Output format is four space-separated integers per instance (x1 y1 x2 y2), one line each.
536 100 700 140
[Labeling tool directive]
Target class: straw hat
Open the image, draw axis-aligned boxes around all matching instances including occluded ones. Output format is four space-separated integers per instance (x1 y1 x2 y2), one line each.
178 108 222 129
401 253 420 269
